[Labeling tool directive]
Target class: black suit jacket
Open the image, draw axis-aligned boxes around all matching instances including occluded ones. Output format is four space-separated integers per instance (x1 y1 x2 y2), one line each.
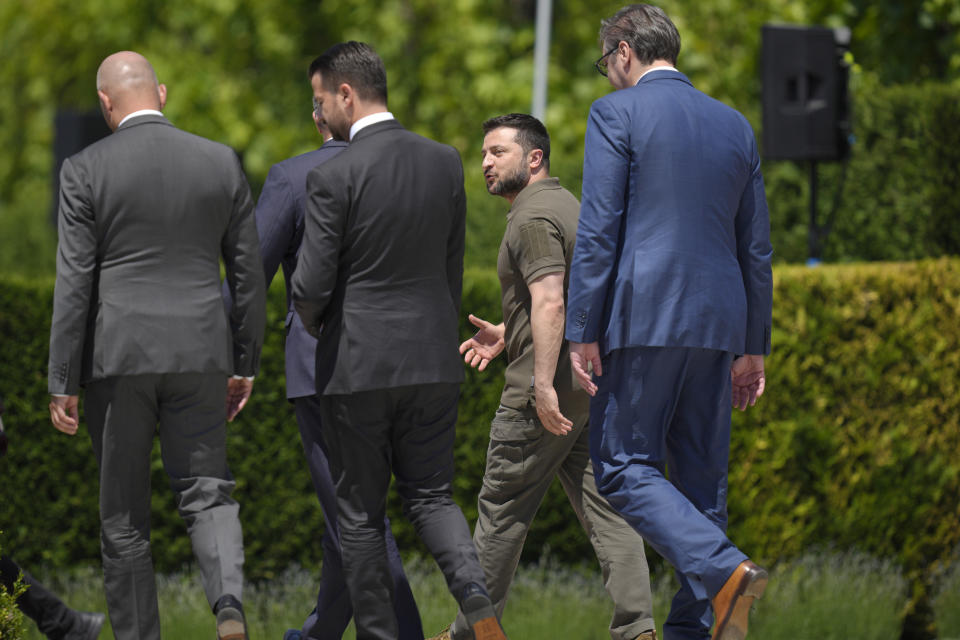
48 115 266 394
292 119 466 395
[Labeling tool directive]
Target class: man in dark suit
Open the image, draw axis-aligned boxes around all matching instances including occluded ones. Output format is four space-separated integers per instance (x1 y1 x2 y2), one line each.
291 42 507 640
234 76 421 640
565 6 773 640
47 51 266 640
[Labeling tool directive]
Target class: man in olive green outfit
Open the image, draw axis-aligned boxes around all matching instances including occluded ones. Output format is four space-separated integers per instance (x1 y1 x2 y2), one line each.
437 114 656 640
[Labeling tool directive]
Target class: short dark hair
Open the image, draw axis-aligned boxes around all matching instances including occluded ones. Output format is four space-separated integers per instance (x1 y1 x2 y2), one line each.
599 4 681 66
308 41 388 105
482 113 551 170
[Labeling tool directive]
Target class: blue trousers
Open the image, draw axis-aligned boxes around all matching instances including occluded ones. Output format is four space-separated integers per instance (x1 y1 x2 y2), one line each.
294 395 423 640
589 347 747 640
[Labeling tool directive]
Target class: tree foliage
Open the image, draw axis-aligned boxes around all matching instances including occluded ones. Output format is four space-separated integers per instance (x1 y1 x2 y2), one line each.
2 0 960 277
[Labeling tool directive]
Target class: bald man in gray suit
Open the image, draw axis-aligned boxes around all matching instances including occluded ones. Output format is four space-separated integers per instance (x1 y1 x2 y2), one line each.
47 51 265 640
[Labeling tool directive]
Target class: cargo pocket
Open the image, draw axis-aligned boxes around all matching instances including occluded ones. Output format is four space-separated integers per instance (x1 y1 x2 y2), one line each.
485 409 543 492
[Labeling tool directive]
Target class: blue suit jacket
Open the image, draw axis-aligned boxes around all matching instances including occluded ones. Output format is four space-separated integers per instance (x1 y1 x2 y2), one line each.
566 70 772 356
251 140 347 398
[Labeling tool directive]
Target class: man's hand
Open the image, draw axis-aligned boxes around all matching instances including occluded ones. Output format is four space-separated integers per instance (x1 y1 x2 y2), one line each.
459 314 505 371
535 384 573 436
570 341 602 396
226 378 254 422
49 395 80 435
731 354 765 411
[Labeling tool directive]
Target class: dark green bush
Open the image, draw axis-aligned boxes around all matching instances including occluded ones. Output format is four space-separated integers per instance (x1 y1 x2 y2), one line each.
2 261 959 635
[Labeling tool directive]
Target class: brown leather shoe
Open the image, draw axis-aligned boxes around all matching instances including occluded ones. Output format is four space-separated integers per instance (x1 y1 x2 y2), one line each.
636 631 657 640
711 560 768 640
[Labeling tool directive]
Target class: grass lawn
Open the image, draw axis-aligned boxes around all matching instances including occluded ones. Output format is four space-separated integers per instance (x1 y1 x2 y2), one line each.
17 550 946 640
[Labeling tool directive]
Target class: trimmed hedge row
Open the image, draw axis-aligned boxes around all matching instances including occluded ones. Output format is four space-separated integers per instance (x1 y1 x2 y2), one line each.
2 261 959 630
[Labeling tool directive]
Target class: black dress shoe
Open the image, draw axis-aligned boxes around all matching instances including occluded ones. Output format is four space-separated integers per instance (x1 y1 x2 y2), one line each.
64 611 105 640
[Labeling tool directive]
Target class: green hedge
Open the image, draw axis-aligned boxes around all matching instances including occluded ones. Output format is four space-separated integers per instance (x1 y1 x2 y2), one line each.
2 261 959 634
763 81 960 263
727 258 960 634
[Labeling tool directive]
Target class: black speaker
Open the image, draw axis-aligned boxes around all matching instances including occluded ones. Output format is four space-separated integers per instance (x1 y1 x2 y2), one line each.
51 109 112 222
762 24 851 161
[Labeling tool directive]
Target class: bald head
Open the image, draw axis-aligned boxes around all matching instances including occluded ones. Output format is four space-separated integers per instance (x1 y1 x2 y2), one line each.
96 51 167 130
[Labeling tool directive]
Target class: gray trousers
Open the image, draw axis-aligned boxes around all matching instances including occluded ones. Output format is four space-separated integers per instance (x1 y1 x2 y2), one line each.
85 373 244 640
451 405 655 640
318 383 487 640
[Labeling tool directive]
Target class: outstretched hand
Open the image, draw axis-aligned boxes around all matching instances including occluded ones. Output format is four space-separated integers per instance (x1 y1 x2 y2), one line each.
459 314 505 371
226 377 254 421
569 341 602 396
731 354 766 411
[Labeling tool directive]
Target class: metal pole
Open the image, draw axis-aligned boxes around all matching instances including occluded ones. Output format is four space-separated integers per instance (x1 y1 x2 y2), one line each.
808 160 820 265
532 0 553 121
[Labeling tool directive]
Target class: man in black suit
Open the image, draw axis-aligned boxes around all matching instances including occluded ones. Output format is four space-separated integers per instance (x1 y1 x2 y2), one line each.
230 75 421 640
47 51 265 640
292 42 507 640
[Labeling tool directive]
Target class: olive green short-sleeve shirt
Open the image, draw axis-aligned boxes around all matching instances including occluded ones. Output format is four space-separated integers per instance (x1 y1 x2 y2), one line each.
497 177 589 417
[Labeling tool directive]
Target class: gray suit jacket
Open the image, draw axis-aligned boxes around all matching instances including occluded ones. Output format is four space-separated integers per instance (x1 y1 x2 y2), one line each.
291 120 466 395
48 114 266 394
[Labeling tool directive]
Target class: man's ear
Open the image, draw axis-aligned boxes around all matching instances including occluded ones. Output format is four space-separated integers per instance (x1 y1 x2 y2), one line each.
97 89 112 114
617 40 632 69
528 148 545 171
157 83 167 110
97 89 115 130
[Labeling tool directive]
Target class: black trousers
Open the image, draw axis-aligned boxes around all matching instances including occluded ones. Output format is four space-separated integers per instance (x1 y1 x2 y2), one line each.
0 554 76 639
318 382 486 640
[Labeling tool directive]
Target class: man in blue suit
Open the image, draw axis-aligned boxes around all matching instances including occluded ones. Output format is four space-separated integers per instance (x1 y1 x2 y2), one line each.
237 69 421 640
565 5 774 640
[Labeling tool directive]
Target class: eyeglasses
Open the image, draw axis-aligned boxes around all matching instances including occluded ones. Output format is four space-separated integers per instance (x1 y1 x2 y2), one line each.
312 97 321 119
594 45 619 77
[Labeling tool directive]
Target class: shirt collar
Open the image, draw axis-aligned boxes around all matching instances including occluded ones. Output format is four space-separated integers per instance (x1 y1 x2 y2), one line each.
118 109 164 128
349 111 395 141
636 65 679 84
509 176 561 214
